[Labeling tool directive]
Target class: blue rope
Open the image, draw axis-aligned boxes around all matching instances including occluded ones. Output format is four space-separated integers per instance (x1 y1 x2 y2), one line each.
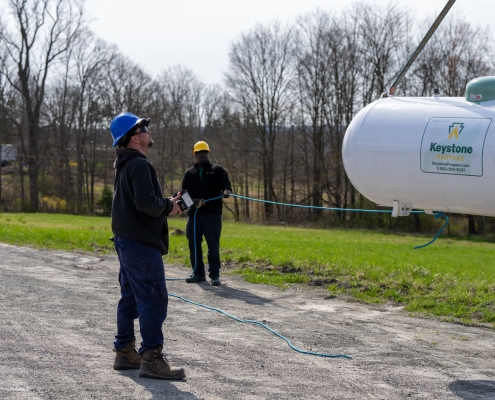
163 192 447 361
414 212 449 249
167 194 351 360
168 292 352 359
231 194 424 213
230 193 447 248
231 193 425 214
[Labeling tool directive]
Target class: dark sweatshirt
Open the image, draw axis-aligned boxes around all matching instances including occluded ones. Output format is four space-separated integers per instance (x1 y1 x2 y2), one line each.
181 161 232 217
111 148 173 255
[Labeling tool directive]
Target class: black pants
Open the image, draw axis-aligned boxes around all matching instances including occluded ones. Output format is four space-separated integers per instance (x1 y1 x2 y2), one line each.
186 213 222 278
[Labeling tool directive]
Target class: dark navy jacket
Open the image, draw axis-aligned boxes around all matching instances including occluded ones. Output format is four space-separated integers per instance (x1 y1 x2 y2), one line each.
112 148 173 255
181 161 232 217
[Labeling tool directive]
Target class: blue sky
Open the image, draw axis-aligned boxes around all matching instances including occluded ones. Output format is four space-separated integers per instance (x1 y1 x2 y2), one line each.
84 0 493 85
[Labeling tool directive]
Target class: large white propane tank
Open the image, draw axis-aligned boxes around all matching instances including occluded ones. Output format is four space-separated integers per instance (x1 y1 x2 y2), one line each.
342 77 495 217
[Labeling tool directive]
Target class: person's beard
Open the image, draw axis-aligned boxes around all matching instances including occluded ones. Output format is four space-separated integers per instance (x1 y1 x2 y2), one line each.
148 137 154 148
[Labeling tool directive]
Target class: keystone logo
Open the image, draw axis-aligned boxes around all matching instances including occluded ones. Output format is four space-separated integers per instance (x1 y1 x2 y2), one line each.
448 122 464 140
470 93 483 101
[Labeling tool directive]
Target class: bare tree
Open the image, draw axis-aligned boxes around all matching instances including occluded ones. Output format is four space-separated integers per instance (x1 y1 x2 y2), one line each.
226 21 296 219
295 10 335 220
323 12 362 217
411 15 493 97
202 89 256 221
0 0 85 211
43 48 79 211
156 65 204 191
0 70 13 207
293 10 362 222
105 51 153 117
354 1 412 102
71 33 111 213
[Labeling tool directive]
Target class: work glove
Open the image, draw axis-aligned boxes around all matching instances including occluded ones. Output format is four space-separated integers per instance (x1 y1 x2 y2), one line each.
223 189 231 198
193 198 204 208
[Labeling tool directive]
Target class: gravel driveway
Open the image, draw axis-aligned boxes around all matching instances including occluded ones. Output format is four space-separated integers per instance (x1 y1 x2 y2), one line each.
0 243 494 399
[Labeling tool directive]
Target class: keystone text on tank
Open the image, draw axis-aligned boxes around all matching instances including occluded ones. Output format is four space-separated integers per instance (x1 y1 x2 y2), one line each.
429 143 473 154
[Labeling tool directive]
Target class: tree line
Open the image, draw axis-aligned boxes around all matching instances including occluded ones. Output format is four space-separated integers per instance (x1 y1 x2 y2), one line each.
0 0 494 235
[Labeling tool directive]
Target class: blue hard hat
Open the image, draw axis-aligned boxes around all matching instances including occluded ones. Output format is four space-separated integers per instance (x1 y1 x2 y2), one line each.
110 112 151 147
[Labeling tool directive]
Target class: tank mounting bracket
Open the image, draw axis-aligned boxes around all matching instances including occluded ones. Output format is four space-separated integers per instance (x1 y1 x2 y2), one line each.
392 200 411 217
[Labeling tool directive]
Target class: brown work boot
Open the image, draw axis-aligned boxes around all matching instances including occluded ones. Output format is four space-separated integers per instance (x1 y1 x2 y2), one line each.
113 340 141 370
139 346 185 380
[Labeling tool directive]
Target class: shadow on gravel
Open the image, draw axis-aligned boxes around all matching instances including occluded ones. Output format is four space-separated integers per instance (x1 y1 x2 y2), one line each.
197 282 274 306
117 370 199 399
449 380 495 399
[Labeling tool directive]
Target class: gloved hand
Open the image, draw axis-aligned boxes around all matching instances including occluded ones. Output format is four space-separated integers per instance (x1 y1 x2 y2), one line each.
223 190 231 198
193 198 204 208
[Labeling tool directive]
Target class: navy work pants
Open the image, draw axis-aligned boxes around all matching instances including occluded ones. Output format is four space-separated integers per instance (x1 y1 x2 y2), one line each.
186 213 222 278
113 236 168 353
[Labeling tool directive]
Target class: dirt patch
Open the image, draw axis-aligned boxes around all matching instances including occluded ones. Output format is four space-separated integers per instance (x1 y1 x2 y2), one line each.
0 243 494 399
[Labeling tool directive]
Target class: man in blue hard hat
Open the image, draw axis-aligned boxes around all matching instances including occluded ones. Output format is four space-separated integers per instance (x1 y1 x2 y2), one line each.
109 112 185 380
182 141 232 286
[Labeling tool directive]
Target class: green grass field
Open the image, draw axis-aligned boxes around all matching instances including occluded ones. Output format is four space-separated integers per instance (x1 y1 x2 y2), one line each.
0 213 493 327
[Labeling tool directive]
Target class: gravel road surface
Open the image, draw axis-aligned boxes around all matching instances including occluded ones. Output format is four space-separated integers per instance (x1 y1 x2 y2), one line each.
0 243 494 399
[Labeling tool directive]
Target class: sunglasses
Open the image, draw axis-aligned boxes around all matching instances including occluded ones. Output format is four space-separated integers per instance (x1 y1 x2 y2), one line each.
136 126 149 134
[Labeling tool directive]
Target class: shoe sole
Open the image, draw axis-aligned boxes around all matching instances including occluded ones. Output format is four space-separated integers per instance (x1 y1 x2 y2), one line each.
139 371 186 380
113 364 140 370
185 278 206 283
